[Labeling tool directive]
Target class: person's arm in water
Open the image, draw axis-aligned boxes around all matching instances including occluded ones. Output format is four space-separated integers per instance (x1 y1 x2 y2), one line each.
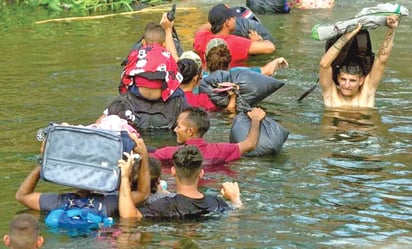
248 30 276 55
160 12 179 62
16 140 45 210
237 107 266 154
364 15 399 92
15 166 42 211
221 182 243 208
119 149 147 218
260 57 289 76
319 23 363 94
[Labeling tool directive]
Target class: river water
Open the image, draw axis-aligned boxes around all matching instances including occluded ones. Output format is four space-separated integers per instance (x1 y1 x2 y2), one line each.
0 0 411 248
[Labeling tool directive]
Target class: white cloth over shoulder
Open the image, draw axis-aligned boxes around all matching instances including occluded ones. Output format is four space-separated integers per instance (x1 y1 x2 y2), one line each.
311 3 409 41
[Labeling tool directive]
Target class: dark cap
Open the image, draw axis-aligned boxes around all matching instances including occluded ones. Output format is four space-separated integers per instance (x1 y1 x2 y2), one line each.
208 3 236 27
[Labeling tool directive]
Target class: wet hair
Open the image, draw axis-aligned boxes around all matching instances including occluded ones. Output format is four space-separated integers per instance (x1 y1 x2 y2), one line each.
131 156 162 193
339 60 364 76
177 58 200 84
181 107 210 137
206 45 231 72
144 22 166 44
106 97 135 123
211 23 223 34
148 157 161 193
172 145 203 182
7 214 40 249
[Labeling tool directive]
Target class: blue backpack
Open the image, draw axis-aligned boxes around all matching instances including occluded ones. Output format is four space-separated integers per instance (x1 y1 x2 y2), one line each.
45 194 114 234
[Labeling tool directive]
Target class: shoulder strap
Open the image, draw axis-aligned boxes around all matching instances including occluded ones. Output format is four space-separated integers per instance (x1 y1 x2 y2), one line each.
62 194 106 215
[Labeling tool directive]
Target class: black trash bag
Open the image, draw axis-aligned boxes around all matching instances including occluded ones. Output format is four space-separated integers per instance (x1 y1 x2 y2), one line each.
230 111 289 156
232 6 262 23
232 16 276 44
246 0 291 14
199 69 285 111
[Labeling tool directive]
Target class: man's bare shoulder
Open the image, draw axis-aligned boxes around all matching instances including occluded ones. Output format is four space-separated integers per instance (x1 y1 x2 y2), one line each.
322 81 340 107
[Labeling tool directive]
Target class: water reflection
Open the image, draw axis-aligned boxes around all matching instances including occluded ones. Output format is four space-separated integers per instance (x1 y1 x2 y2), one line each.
321 108 380 142
109 219 153 248
1 1 412 248
316 107 412 248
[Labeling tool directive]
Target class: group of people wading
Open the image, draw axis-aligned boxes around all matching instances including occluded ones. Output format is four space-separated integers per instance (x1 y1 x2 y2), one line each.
6 2 403 247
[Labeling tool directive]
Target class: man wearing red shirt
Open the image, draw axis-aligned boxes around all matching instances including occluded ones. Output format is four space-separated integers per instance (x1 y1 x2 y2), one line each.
150 106 266 165
193 3 275 68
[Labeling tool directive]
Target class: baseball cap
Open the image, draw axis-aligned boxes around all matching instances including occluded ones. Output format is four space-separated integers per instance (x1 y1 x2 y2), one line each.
205 38 228 56
179 51 202 71
208 3 236 27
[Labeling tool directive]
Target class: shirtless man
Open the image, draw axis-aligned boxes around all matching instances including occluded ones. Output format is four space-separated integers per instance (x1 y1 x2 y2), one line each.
319 15 399 108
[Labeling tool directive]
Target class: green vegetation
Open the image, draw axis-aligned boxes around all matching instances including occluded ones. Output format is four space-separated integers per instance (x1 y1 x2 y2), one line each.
1 0 170 13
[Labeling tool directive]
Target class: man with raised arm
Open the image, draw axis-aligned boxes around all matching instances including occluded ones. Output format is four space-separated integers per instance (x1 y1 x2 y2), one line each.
15 134 150 216
319 15 399 108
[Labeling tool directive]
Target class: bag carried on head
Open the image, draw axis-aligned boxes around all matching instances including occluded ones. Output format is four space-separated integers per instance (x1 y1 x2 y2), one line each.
231 6 276 43
40 124 126 192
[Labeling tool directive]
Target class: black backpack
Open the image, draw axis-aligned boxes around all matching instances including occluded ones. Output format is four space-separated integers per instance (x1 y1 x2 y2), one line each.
298 30 375 101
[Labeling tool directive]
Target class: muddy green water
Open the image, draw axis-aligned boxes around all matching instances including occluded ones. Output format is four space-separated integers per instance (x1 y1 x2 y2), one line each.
0 0 411 248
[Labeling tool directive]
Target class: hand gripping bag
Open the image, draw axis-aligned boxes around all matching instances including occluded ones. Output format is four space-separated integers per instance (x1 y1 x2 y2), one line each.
229 111 289 156
41 125 124 192
200 69 285 111
232 16 276 44
311 3 408 41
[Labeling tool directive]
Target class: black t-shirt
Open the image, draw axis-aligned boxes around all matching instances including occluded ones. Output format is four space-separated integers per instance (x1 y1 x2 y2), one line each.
137 194 231 219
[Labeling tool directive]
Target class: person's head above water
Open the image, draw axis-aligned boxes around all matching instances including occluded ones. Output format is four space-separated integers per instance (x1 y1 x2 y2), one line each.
205 38 231 72
142 22 166 45
3 213 44 249
208 3 237 34
173 107 210 144
336 60 366 97
177 58 201 85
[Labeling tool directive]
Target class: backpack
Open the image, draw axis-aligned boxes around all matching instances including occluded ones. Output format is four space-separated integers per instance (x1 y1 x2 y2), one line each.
45 194 114 235
325 29 375 85
298 30 375 101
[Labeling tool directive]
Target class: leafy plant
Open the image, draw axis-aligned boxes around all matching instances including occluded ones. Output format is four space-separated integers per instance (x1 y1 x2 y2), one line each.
2 0 168 13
